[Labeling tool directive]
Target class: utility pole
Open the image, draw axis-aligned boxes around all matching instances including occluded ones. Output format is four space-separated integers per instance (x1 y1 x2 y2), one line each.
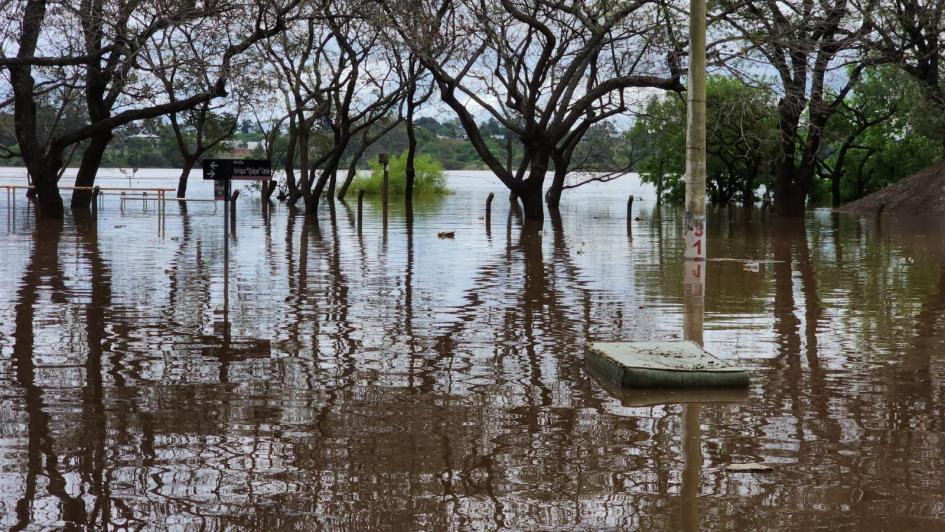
685 0 707 263
682 2 707 531
683 0 707 346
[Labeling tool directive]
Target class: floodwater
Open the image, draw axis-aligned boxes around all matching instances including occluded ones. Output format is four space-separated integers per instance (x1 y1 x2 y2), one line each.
1 171 944 530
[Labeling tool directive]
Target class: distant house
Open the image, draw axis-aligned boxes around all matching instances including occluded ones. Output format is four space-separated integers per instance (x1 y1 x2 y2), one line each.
130 133 160 143
223 140 263 158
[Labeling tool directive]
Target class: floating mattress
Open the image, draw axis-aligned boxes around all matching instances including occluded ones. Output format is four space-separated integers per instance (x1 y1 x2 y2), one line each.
587 341 750 388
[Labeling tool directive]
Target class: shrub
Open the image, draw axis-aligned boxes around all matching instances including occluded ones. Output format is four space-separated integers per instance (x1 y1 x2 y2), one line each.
357 150 449 195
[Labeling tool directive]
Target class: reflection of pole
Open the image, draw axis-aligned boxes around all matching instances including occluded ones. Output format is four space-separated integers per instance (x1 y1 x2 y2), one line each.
682 1 706 530
681 403 702 532
357 189 364 235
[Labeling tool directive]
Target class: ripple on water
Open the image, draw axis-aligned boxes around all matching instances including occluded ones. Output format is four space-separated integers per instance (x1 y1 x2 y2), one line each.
0 175 944 528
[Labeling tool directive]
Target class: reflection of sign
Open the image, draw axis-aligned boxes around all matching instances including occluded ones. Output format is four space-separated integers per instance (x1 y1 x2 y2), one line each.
684 213 706 261
202 159 272 180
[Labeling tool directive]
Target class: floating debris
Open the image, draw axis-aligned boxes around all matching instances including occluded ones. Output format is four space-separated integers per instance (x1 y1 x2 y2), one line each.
438 231 455 239
726 462 774 473
708 257 783 264
587 342 750 388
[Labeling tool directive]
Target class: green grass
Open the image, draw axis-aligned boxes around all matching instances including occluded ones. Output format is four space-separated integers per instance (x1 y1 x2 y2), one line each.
356 150 450 196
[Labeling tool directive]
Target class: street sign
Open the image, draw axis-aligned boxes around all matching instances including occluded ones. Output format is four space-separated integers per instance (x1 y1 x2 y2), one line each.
202 159 272 180
213 179 228 201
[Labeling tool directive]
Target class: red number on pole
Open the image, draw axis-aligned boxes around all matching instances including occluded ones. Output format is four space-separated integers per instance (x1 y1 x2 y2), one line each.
693 238 702 256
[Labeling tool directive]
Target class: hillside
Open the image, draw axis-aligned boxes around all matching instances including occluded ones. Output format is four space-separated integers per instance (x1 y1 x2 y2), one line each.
837 160 945 216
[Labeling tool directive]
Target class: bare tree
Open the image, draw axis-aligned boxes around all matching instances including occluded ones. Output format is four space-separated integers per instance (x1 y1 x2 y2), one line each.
246 91 292 201
300 2 407 216
263 14 337 205
1 0 300 217
144 27 257 198
715 0 874 215
865 0 945 149
381 0 684 220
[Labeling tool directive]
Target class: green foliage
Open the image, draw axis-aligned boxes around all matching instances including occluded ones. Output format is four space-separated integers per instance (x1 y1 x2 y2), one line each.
704 76 778 205
626 94 686 204
571 122 623 171
627 77 777 205
356 150 450 195
819 66 944 204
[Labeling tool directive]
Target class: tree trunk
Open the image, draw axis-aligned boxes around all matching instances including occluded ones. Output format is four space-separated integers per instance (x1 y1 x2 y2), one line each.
309 155 342 216
773 91 805 216
284 125 298 199
511 151 549 220
545 165 567 211
405 124 417 208
327 170 337 199
519 177 545 220
742 178 755 208
34 176 65 218
405 79 418 207
71 132 112 209
337 145 367 200
297 127 310 190
775 179 808 216
773 157 813 217
263 180 278 201
176 157 197 198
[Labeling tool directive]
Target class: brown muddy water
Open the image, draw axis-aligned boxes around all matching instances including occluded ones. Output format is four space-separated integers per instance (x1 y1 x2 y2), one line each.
1 173 945 530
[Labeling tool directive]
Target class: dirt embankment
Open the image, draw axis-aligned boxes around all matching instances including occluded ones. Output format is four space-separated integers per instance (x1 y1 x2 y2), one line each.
836 160 945 216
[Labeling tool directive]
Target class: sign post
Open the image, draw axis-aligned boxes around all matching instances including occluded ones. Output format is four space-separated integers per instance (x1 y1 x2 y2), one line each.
203 159 272 332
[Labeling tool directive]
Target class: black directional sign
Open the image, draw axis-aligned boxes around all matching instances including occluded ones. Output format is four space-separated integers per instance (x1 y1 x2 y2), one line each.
202 159 272 180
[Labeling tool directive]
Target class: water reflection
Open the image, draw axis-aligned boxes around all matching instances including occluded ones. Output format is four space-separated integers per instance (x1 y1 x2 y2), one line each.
1 190 944 528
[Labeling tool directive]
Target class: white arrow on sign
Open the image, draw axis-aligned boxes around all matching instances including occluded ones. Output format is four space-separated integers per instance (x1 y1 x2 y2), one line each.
207 161 218 180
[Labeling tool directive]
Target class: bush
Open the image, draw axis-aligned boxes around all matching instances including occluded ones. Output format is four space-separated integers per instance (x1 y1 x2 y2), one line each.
357 150 449 195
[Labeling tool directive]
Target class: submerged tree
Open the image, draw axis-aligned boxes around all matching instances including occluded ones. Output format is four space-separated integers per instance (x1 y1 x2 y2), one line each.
627 95 686 205
144 27 259 198
716 0 873 215
629 77 777 206
0 0 301 217
866 0 945 149
704 77 778 207
382 0 684 220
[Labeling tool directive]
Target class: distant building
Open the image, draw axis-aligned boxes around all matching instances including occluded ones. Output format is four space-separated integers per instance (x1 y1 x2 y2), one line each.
130 133 160 142
222 140 263 158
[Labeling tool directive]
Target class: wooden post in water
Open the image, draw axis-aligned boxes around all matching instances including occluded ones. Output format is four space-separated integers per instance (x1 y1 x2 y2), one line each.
357 189 364 232
627 194 634 219
379 152 389 207
486 192 495 222
230 189 239 226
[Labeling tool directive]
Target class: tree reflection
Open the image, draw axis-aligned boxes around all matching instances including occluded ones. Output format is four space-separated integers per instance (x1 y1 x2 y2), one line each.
12 219 87 528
